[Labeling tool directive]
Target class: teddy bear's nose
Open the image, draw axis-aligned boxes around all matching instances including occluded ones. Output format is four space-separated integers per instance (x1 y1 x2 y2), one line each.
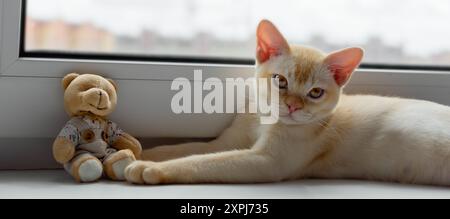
83 88 110 109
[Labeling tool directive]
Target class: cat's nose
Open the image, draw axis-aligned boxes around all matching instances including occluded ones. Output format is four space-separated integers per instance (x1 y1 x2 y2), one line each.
288 105 301 114
285 96 304 113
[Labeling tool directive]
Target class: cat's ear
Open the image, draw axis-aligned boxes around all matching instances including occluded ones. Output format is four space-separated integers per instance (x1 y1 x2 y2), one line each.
256 20 290 64
324 47 364 87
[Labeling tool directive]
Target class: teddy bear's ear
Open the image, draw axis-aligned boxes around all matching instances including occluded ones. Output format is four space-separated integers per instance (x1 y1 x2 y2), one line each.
107 78 118 91
62 73 80 90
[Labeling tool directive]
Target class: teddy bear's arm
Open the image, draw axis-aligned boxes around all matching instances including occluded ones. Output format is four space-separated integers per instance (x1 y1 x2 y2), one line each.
53 137 76 164
53 121 80 164
112 133 142 159
106 121 142 159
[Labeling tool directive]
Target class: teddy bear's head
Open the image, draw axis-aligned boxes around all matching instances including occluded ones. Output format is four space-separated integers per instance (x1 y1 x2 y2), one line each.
62 73 118 117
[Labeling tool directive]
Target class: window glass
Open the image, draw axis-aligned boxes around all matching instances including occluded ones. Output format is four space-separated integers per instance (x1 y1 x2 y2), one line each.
25 0 450 66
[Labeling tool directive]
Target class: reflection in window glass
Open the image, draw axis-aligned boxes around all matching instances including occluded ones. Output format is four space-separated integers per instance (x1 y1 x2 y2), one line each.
25 0 450 66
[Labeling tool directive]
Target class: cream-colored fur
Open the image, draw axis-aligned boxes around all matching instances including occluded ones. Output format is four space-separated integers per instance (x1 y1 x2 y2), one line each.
125 20 450 186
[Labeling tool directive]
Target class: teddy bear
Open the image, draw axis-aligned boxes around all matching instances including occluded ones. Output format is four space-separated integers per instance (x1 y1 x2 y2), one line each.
53 73 142 183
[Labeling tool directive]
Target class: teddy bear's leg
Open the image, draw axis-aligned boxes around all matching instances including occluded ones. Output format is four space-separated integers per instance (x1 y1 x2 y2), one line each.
103 149 136 181
64 153 103 183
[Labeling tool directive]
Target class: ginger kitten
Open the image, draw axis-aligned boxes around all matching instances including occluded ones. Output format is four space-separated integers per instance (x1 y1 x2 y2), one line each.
125 20 450 186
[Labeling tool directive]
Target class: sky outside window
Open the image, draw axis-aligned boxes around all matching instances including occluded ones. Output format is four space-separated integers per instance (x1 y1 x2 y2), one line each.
25 0 450 66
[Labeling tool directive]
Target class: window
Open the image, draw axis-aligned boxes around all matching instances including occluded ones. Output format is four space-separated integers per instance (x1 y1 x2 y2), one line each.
23 0 450 69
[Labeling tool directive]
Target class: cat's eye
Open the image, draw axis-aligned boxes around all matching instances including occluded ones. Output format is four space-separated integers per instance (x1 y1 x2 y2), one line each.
308 88 325 99
272 74 288 89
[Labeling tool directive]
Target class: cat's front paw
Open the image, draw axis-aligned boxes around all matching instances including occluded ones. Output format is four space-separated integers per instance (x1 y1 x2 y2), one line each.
125 161 165 185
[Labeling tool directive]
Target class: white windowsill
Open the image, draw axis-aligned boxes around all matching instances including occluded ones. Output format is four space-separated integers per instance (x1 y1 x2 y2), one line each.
1 170 450 199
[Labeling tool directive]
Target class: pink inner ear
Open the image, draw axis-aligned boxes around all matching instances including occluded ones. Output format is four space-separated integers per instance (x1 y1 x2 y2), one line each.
257 40 271 63
329 66 352 87
325 48 364 87
256 20 290 63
